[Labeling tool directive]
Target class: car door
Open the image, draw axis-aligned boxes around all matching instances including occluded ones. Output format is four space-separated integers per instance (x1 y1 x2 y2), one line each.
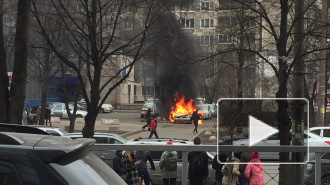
92 136 124 168
52 105 64 118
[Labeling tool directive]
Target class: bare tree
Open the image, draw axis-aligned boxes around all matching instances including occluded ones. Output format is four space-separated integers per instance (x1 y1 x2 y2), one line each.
32 0 169 137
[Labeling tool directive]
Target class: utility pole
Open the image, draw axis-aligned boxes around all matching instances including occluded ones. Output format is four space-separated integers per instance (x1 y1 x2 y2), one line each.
317 0 328 126
292 0 305 184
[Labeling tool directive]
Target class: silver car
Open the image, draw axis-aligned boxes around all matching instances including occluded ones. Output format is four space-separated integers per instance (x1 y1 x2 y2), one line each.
63 132 128 167
51 103 88 118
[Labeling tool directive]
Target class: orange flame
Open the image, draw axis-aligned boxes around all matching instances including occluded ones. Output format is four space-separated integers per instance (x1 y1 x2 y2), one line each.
169 92 203 124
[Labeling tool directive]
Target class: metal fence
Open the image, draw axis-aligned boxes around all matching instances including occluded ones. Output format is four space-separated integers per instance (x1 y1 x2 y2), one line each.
91 144 327 185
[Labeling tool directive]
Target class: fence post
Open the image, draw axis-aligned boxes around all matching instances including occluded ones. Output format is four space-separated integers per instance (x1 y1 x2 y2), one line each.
315 152 321 185
182 151 188 185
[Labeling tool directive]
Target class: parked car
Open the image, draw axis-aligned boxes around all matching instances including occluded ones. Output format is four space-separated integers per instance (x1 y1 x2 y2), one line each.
31 125 68 136
196 104 212 119
0 132 126 185
141 103 159 118
51 103 88 118
305 152 330 185
208 103 216 117
233 131 329 160
219 131 249 145
127 138 216 185
63 132 128 167
78 98 114 113
309 127 330 138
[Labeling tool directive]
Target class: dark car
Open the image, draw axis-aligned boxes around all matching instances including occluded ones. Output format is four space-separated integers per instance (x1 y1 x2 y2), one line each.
0 131 126 185
305 152 330 185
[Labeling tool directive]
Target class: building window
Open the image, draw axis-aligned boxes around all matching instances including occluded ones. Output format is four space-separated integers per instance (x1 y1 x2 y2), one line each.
201 2 214 11
218 17 238 27
181 19 195 29
201 19 214 28
142 86 154 96
200 35 213 46
218 34 240 44
123 20 133 30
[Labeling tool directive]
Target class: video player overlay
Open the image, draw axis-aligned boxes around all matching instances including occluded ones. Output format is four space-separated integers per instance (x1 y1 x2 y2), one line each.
217 98 310 164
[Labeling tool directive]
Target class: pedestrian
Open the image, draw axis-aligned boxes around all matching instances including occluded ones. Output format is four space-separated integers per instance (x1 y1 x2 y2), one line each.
123 150 141 185
190 110 200 134
159 141 178 185
212 152 228 185
135 150 156 185
113 150 126 181
148 115 159 139
244 152 265 185
188 137 208 185
221 153 241 185
237 151 251 185
45 105 52 126
142 108 152 131
36 105 41 125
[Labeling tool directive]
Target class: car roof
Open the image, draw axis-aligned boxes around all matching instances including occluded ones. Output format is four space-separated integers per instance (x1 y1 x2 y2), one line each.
309 127 330 130
127 137 193 145
0 123 50 135
64 132 123 138
0 132 95 163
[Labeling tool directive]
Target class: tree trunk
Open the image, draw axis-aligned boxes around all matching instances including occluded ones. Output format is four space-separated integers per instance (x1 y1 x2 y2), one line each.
0 0 9 123
39 85 48 125
8 0 32 124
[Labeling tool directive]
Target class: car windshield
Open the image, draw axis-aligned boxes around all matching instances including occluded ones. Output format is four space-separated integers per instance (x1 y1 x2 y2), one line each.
49 149 126 185
143 104 154 108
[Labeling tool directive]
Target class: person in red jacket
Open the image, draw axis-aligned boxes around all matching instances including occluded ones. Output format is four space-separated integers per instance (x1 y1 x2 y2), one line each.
148 115 159 139
244 152 265 185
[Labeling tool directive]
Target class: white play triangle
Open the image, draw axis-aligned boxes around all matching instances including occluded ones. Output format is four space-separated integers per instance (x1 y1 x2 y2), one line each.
249 115 279 146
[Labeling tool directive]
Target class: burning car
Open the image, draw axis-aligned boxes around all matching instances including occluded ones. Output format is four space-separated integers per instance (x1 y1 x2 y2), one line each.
169 93 203 124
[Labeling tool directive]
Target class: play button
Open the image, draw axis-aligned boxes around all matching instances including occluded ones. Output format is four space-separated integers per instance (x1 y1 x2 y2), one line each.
249 115 278 146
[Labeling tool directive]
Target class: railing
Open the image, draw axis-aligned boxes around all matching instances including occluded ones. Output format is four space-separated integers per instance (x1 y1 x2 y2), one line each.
91 145 328 185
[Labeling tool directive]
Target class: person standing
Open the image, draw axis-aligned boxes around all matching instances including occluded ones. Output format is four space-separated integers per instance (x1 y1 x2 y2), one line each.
123 150 141 185
135 150 155 185
142 108 152 130
238 151 251 185
45 105 52 126
221 153 241 185
190 110 200 134
244 152 265 185
36 105 41 125
212 152 228 185
188 137 208 185
113 150 126 181
159 141 178 185
148 115 159 139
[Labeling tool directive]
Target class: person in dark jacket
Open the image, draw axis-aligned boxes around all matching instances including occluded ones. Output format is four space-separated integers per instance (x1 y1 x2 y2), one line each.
190 110 200 134
113 150 126 181
142 108 152 130
135 150 156 185
188 137 208 185
45 105 52 126
237 151 251 185
212 152 228 185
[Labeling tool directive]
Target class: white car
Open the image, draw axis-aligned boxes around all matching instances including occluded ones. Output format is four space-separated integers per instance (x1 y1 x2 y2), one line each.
141 103 159 118
52 103 88 118
208 103 216 117
233 131 330 160
78 98 114 113
309 126 330 138
196 104 212 119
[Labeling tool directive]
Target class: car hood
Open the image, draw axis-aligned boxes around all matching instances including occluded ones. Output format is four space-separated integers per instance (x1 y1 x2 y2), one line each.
174 113 191 117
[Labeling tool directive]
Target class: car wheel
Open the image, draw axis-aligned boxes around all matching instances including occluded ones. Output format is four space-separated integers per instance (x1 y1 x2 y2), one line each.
76 114 83 118
323 176 330 185
141 115 144 118
99 108 105 113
